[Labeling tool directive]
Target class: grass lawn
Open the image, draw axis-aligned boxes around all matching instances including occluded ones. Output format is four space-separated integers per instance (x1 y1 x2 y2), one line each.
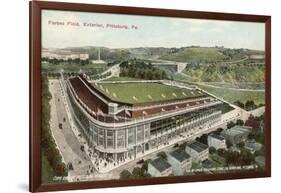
102 76 143 81
96 82 204 104
197 84 265 105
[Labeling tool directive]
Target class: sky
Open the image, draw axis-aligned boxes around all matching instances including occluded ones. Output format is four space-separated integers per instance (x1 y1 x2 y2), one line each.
42 10 265 50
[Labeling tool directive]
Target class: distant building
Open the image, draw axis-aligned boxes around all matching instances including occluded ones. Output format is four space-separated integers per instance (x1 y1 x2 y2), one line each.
245 114 264 133
167 149 191 176
79 54 89 60
207 133 226 150
42 48 89 61
148 158 172 177
221 126 250 144
245 139 262 153
185 141 209 162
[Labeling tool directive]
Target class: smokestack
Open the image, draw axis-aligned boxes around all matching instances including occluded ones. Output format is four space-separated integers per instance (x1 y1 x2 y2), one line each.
98 47 100 60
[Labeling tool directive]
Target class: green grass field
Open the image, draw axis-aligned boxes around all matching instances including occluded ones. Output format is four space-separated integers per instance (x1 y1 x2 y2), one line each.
197 84 265 105
102 76 143 81
96 82 204 104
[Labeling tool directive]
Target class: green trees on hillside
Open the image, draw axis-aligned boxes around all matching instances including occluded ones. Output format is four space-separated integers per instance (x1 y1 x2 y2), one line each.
41 76 67 182
234 100 262 111
183 63 264 83
119 59 168 80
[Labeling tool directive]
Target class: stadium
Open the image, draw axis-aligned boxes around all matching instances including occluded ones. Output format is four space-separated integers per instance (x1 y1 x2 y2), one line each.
62 75 223 169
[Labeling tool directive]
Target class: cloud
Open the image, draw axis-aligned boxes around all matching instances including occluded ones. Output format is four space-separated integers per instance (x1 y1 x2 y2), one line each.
42 10 265 50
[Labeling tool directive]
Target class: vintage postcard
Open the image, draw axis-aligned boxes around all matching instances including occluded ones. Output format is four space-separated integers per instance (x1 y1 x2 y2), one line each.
40 9 267 184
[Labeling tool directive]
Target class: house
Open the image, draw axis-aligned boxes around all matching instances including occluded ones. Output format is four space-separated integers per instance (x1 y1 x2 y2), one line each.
208 133 227 149
245 114 264 133
221 126 250 144
148 158 172 177
167 149 191 176
245 139 262 153
185 141 209 162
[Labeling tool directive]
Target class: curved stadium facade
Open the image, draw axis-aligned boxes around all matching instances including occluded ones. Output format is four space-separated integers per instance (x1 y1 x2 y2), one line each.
63 75 223 165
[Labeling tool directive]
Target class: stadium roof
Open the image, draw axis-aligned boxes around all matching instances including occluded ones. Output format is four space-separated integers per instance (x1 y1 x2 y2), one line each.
150 158 171 172
94 82 205 104
187 141 209 153
169 149 190 162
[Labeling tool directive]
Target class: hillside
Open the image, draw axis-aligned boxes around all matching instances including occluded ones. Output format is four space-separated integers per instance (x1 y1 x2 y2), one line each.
55 46 264 64
183 64 265 82
159 47 264 64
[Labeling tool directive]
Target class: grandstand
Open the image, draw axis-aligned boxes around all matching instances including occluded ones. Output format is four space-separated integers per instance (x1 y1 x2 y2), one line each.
63 74 223 168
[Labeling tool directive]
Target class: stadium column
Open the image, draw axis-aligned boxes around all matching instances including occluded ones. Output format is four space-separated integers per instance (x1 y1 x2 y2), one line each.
143 126 145 154
125 128 128 159
104 129 107 150
134 127 137 159
114 130 117 161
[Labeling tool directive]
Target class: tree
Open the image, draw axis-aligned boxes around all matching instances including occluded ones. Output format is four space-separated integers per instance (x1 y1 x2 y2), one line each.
226 139 233 148
179 142 187 150
239 149 255 166
225 151 240 166
234 100 245 109
236 119 244 126
245 100 256 111
132 167 145 178
213 128 223 135
157 151 167 160
209 146 216 154
196 134 208 145
55 163 67 179
227 121 235 129
120 170 132 179
237 141 245 149
217 148 226 157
